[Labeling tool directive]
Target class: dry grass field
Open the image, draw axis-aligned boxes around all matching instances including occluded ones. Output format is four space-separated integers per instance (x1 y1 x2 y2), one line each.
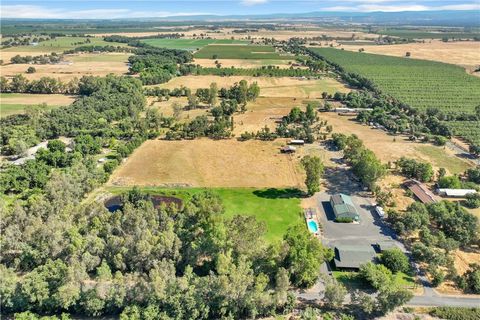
1 93 76 117
339 40 480 73
0 53 130 81
108 139 304 188
157 75 350 98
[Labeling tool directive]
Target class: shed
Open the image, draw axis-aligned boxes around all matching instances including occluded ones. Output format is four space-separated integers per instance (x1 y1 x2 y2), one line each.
289 139 305 145
330 194 359 221
281 145 296 153
437 188 477 198
334 245 376 269
404 180 437 204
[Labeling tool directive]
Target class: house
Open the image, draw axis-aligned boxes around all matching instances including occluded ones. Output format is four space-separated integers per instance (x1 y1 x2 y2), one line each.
437 188 477 198
330 194 359 221
334 245 377 269
404 179 437 204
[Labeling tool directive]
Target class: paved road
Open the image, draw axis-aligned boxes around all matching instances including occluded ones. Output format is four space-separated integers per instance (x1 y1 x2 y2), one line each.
408 293 480 307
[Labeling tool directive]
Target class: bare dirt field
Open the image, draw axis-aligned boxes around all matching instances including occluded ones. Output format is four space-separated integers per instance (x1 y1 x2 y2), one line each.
338 40 480 73
108 139 304 188
0 53 130 81
157 75 350 98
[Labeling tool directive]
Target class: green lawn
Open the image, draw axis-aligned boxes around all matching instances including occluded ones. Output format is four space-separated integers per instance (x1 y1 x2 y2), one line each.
194 44 295 59
140 38 249 51
106 187 303 243
2 36 129 53
0 103 62 118
333 269 417 291
415 145 471 174
69 53 132 63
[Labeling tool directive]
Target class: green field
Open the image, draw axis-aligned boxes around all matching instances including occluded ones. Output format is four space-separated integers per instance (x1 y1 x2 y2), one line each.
69 53 132 63
445 121 480 146
2 36 129 53
106 187 303 243
0 103 61 118
333 270 416 290
141 38 249 50
416 145 471 174
194 44 295 59
311 48 480 115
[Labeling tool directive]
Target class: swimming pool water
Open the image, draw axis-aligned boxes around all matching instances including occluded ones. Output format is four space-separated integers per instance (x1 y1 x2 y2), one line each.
308 220 319 233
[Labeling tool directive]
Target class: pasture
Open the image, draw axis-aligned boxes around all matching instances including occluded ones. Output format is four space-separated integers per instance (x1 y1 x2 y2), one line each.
156 75 350 98
106 186 303 243
0 53 130 81
140 38 249 50
312 48 480 115
194 44 294 59
0 93 76 117
1 36 128 53
108 139 304 188
194 58 296 69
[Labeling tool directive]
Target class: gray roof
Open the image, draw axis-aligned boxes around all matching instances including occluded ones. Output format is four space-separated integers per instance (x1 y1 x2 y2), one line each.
331 194 358 218
376 240 399 252
334 245 376 269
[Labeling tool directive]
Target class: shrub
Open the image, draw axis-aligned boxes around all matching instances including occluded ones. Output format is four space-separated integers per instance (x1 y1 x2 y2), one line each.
380 248 409 273
335 217 354 223
26 66 36 74
430 307 480 320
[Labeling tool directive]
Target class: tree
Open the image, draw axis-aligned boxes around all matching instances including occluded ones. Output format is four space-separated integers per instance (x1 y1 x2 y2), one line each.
376 286 413 315
359 262 392 289
301 155 324 195
380 248 409 273
464 263 480 294
27 66 37 74
208 82 218 107
283 224 331 288
171 102 183 120
323 281 347 308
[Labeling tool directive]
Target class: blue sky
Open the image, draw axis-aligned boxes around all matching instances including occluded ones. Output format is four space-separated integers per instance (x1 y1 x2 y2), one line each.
1 1 479 19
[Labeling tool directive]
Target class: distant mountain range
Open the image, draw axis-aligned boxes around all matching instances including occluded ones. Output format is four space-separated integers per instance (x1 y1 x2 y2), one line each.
3 10 479 27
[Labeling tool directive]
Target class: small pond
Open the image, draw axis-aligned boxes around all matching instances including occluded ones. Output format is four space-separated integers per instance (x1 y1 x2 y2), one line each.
105 195 183 212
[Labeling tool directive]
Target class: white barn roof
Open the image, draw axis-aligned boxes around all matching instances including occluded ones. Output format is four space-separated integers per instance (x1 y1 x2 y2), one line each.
438 189 477 197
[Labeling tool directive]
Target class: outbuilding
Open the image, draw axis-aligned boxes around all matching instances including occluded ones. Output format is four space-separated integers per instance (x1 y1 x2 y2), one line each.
437 188 477 198
330 194 359 221
289 139 305 145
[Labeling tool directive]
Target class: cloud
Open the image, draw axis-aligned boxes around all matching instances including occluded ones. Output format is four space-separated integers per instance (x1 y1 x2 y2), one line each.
241 0 269 6
324 2 480 12
0 5 209 19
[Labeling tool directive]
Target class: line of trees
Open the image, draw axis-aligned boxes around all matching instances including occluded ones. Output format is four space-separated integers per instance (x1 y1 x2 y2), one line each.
10 53 63 65
0 74 79 94
331 133 386 190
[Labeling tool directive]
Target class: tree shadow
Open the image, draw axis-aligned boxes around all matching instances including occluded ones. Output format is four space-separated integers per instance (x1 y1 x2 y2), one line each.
253 188 305 199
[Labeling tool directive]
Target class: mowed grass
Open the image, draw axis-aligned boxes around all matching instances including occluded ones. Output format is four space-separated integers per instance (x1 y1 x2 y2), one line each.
0 103 59 118
2 36 128 53
333 270 416 291
106 187 303 243
68 53 131 63
141 38 249 51
0 93 75 117
194 44 294 59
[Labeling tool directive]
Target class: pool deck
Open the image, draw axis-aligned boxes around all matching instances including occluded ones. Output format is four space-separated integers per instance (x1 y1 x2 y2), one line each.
304 208 321 238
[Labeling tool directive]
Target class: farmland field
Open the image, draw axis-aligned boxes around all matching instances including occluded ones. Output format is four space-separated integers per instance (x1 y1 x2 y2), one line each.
0 93 76 117
376 29 480 39
311 48 480 115
1 36 129 53
108 139 304 188
194 44 294 59
445 121 480 146
140 38 249 50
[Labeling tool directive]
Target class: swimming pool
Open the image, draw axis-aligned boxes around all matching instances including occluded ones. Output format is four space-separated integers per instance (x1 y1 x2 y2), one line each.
307 220 319 233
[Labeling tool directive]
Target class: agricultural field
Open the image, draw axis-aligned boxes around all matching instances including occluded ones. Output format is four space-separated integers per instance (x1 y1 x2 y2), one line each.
0 53 130 81
194 58 296 69
194 44 294 59
156 75 350 98
338 40 480 73
375 29 480 39
445 121 480 146
1 36 128 53
0 93 76 117
312 47 480 115
140 38 249 50
108 139 304 188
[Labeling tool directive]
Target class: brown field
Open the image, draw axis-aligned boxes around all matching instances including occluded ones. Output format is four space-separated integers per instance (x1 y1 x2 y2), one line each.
320 113 473 174
339 40 480 72
193 58 296 68
156 75 350 98
0 53 130 81
146 96 209 121
1 93 76 105
108 139 304 188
